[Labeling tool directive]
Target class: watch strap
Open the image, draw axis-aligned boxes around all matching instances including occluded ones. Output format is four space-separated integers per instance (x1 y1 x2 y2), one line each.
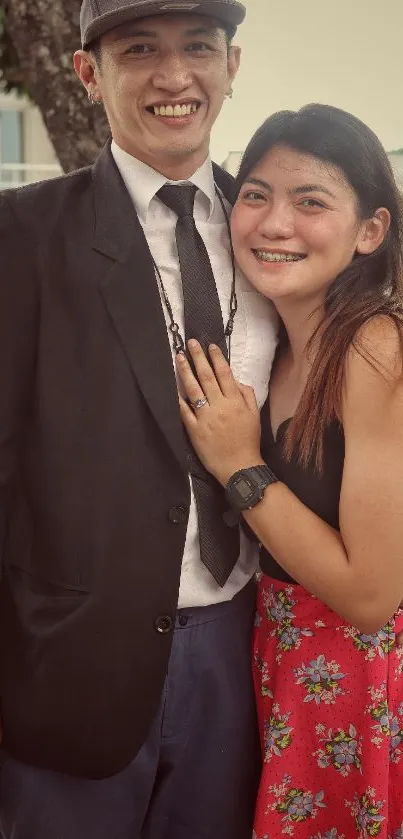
247 464 278 489
225 464 278 512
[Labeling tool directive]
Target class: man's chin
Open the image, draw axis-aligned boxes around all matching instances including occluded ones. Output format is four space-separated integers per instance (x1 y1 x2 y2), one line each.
125 134 210 172
153 136 206 155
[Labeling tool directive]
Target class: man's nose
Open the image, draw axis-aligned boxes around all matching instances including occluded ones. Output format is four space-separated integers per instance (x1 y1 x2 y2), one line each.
153 52 192 91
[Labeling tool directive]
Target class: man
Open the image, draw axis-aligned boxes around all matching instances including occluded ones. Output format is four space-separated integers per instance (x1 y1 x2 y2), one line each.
0 1 277 837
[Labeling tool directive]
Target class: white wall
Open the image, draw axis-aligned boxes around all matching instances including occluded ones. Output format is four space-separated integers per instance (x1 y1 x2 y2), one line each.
22 106 59 167
211 0 403 163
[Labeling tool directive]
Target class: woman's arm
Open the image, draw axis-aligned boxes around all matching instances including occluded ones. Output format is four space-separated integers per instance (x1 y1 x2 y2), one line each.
177 323 403 633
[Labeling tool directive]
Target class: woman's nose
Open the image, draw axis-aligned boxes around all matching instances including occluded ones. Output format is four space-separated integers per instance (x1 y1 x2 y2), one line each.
256 202 295 239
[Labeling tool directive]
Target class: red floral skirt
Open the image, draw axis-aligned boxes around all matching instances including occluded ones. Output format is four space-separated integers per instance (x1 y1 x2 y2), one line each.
252 574 403 839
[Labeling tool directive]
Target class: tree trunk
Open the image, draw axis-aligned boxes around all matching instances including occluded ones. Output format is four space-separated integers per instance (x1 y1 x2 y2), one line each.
3 0 110 171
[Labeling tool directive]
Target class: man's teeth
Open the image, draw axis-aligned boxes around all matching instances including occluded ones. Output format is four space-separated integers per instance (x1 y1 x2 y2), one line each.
153 103 198 117
255 251 304 263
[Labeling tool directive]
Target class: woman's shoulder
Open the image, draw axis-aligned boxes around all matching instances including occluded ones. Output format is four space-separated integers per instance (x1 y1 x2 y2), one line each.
347 315 403 385
342 315 403 428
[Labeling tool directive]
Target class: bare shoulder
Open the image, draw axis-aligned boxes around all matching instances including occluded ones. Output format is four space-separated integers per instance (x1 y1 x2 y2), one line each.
341 316 403 429
346 315 403 386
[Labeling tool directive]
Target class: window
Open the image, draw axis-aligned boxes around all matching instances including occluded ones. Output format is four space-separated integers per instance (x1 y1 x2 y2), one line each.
0 109 22 184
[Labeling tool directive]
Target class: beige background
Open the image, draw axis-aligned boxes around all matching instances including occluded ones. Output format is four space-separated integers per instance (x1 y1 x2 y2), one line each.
211 0 403 164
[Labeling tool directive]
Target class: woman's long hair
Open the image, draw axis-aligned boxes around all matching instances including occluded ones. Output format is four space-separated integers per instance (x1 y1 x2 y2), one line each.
234 104 403 470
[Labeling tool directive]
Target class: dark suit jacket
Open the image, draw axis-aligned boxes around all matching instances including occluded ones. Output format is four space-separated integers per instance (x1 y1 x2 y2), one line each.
0 144 235 779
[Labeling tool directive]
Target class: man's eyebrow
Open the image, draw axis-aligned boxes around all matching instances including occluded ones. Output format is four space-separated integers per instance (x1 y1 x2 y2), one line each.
109 26 158 41
117 28 157 39
109 24 220 42
184 26 221 37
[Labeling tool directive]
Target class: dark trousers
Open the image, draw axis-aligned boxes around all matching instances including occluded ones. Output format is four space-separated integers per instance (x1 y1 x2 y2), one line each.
0 582 260 839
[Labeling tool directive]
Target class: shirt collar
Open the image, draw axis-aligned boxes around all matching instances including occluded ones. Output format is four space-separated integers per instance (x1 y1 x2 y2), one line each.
111 140 216 224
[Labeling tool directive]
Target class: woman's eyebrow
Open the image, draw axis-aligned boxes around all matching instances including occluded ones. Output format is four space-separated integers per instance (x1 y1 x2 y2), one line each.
243 178 272 192
291 184 336 198
243 178 336 199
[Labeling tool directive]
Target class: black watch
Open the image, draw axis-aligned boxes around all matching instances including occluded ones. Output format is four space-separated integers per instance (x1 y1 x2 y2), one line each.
225 465 278 512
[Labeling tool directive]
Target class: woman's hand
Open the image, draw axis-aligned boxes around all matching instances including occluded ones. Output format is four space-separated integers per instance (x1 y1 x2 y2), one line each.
176 340 264 486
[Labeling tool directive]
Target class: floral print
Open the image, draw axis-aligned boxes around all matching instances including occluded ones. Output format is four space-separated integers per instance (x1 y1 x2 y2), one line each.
389 712 403 763
253 577 403 838
261 585 314 662
274 784 326 832
367 692 403 763
352 628 395 659
294 655 346 705
254 653 274 700
264 705 293 762
313 723 362 776
346 790 385 837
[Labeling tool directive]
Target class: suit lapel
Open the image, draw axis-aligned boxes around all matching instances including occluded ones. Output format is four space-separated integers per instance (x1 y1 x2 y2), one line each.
212 163 235 204
92 144 188 473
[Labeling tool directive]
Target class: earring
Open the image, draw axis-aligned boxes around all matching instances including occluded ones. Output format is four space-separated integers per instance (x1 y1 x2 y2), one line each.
226 88 234 100
88 90 100 106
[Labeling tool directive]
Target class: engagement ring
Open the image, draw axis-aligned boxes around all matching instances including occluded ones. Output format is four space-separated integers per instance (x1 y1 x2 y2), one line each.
191 397 208 410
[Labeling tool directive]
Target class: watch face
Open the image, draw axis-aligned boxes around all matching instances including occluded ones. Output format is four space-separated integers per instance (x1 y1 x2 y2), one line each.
233 475 255 503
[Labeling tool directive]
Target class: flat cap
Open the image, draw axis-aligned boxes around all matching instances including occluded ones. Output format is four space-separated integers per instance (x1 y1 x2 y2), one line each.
81 0 246 48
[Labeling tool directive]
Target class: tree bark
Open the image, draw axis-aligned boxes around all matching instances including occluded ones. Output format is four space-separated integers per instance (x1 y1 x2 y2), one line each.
3 0 110 171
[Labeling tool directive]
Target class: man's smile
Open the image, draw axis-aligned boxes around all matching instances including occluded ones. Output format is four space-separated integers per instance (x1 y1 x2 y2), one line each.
146 101 201 117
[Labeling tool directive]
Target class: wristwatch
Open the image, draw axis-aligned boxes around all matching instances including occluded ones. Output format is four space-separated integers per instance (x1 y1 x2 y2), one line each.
225 465 278 512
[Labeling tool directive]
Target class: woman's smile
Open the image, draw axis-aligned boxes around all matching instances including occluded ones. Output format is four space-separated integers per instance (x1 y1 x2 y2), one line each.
252 248 307 264
231 144 365 305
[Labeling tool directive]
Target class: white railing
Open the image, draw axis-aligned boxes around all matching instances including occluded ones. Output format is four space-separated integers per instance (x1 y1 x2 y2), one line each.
0 162 62 189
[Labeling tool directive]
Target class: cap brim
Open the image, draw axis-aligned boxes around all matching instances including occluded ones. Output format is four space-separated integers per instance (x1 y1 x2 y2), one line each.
82 1 246 47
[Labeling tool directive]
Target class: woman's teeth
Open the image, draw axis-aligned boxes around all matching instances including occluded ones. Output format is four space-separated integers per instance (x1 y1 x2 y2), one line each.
254 251 305 263
152 103 198 117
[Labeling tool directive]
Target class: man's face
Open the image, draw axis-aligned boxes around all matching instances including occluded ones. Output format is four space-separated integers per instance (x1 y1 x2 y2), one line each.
75 14 240 176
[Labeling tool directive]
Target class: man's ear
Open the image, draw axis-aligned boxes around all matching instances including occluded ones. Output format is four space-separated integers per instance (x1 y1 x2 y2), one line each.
227 45 241 87
73 50 102 103
356 208 391 255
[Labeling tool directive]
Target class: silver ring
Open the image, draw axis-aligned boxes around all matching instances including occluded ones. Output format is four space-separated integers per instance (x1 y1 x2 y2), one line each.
191 397 208 410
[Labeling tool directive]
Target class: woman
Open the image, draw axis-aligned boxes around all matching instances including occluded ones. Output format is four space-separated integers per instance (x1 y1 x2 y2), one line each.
176 104 403 838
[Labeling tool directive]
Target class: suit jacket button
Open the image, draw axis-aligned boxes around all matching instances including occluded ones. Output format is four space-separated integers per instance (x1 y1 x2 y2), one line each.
168 505 188 524
154 615 174 634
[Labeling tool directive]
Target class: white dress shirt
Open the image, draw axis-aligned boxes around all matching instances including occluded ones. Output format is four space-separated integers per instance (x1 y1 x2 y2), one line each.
111 141 278 608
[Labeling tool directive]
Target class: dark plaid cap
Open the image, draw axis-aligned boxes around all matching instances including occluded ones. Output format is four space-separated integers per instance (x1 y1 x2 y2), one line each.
80 0 246 48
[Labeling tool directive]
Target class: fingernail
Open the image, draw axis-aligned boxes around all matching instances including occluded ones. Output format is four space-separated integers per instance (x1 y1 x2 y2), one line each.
188 339 198 349
176 352 186 362
209 344 218 351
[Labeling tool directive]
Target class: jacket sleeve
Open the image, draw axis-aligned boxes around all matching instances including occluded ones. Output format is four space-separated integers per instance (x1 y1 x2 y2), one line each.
0 193 38 579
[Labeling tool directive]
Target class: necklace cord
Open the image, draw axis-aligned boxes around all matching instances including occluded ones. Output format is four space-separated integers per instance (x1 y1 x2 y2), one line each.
151 183 237 363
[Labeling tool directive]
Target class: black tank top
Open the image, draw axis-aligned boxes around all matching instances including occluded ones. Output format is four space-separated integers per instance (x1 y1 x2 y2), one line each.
259 394 345 582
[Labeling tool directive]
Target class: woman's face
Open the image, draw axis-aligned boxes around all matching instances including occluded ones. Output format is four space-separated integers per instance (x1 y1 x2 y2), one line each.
231 144 369 306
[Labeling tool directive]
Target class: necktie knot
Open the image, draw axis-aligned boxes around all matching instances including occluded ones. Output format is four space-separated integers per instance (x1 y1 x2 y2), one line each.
157 184 197 219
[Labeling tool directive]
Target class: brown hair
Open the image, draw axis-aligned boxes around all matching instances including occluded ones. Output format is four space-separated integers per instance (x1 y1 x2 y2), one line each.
235 104 403 470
